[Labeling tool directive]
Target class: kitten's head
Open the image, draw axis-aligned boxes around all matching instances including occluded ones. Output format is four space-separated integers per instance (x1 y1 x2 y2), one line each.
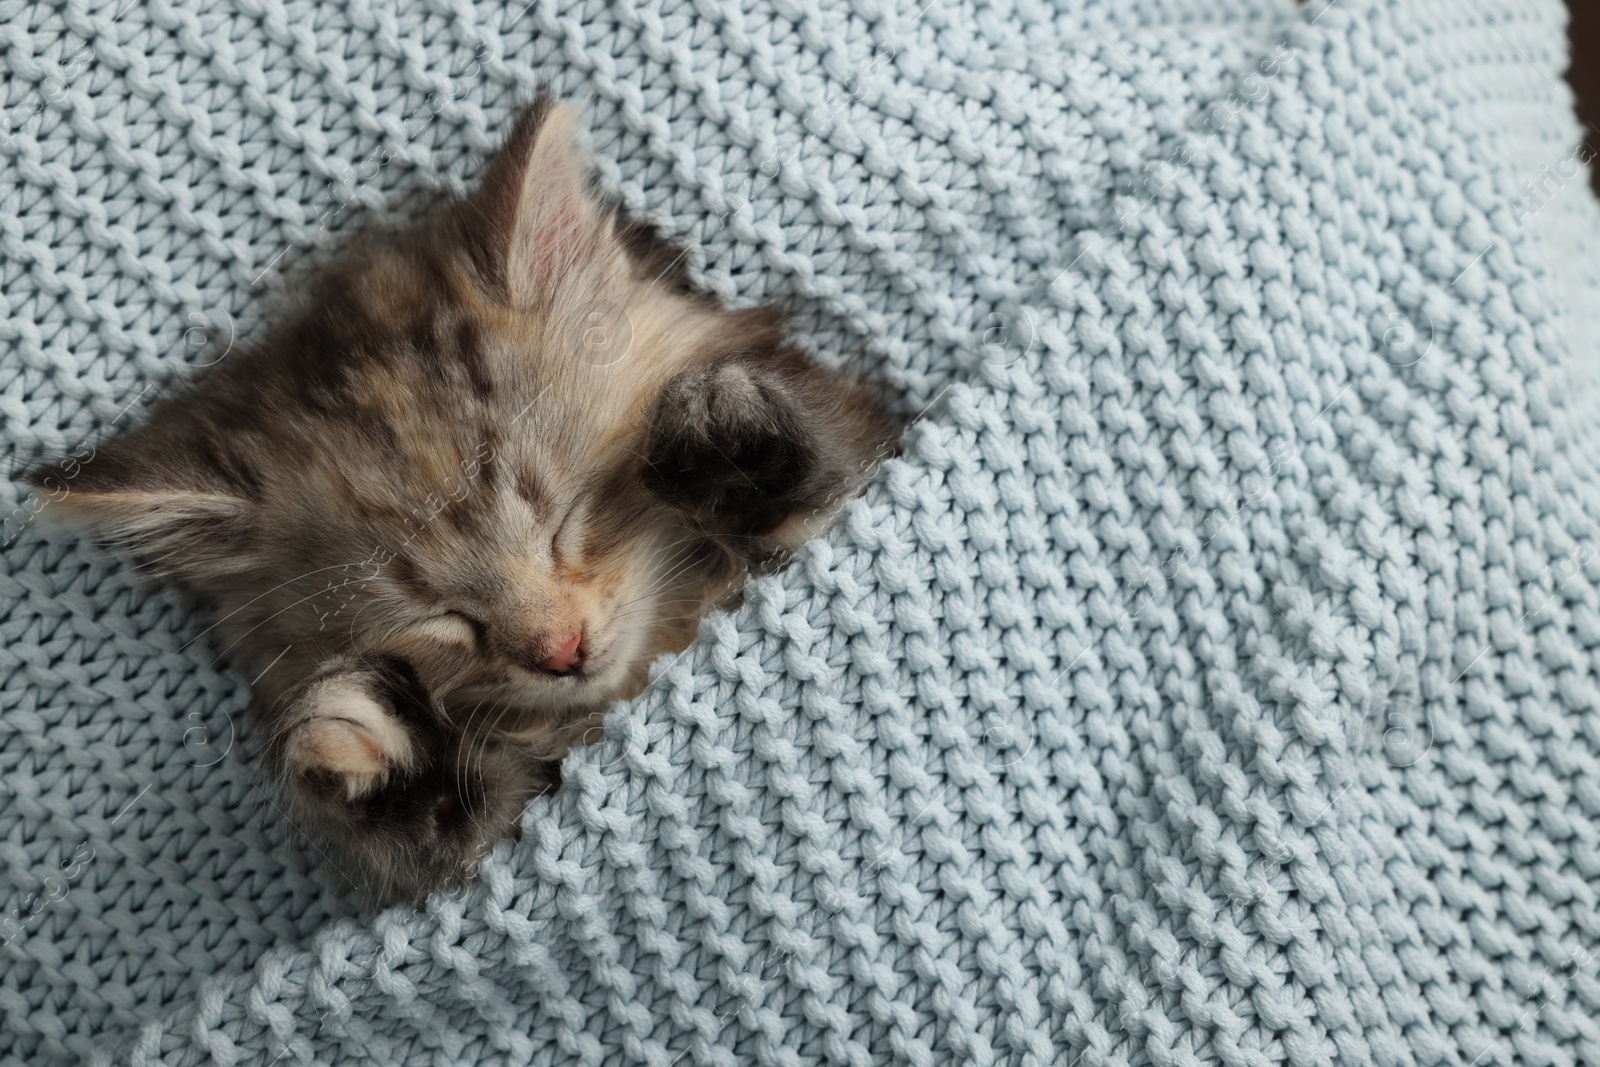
26 98 896 907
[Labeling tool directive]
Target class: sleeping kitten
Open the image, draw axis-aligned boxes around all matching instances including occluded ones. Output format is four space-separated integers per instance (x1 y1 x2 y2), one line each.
26 98 896 908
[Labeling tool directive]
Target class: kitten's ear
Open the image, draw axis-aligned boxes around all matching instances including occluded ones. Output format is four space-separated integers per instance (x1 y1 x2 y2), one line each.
643 347 898 552
462 96 620 305
270 656 428 801
23 431 257 583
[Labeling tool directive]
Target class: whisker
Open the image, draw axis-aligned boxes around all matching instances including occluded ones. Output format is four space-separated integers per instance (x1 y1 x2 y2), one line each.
207 585 405 669
180 560 387 652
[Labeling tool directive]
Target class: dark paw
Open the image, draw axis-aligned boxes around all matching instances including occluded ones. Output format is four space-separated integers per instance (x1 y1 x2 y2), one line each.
643 353 814 518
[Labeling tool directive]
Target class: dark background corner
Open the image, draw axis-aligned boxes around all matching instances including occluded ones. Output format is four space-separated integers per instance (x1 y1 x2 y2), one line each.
1568 1 1600 196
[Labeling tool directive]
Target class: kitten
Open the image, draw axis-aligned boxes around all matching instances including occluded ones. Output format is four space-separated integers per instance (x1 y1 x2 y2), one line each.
26 98 896 908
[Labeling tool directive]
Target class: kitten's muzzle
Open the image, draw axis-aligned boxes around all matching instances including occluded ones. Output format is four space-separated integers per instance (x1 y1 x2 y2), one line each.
531 628 586 676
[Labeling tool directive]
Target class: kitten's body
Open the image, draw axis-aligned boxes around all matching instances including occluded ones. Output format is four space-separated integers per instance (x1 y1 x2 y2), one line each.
28 99 895 907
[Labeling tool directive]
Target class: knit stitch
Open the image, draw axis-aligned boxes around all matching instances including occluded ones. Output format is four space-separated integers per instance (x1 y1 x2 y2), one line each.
4 0 1600 1064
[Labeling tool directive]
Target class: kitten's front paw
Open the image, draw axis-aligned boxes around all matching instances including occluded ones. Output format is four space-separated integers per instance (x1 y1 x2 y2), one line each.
644 347 897 552
268 655 557 908
279 665 420 800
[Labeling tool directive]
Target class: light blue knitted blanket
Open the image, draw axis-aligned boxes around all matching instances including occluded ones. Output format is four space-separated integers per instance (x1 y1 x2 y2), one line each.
7 0 1600 1063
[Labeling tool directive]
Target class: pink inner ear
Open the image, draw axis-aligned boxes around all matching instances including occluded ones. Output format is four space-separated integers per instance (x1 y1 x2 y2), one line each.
518 197 596 286
499 102 616 303
548 201 578 232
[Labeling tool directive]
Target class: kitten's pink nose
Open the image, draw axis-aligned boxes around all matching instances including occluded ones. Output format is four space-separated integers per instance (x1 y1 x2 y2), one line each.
538 629 585 675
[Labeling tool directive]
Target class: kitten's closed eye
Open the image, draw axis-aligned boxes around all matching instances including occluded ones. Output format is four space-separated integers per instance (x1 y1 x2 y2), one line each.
410 612 482 647
24 95 898 909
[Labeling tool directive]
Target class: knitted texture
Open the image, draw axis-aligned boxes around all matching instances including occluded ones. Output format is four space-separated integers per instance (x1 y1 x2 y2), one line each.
5 0 1600 1063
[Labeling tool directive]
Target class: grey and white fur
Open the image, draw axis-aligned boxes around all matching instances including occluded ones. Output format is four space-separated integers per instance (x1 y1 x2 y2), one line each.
26 97 897 908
